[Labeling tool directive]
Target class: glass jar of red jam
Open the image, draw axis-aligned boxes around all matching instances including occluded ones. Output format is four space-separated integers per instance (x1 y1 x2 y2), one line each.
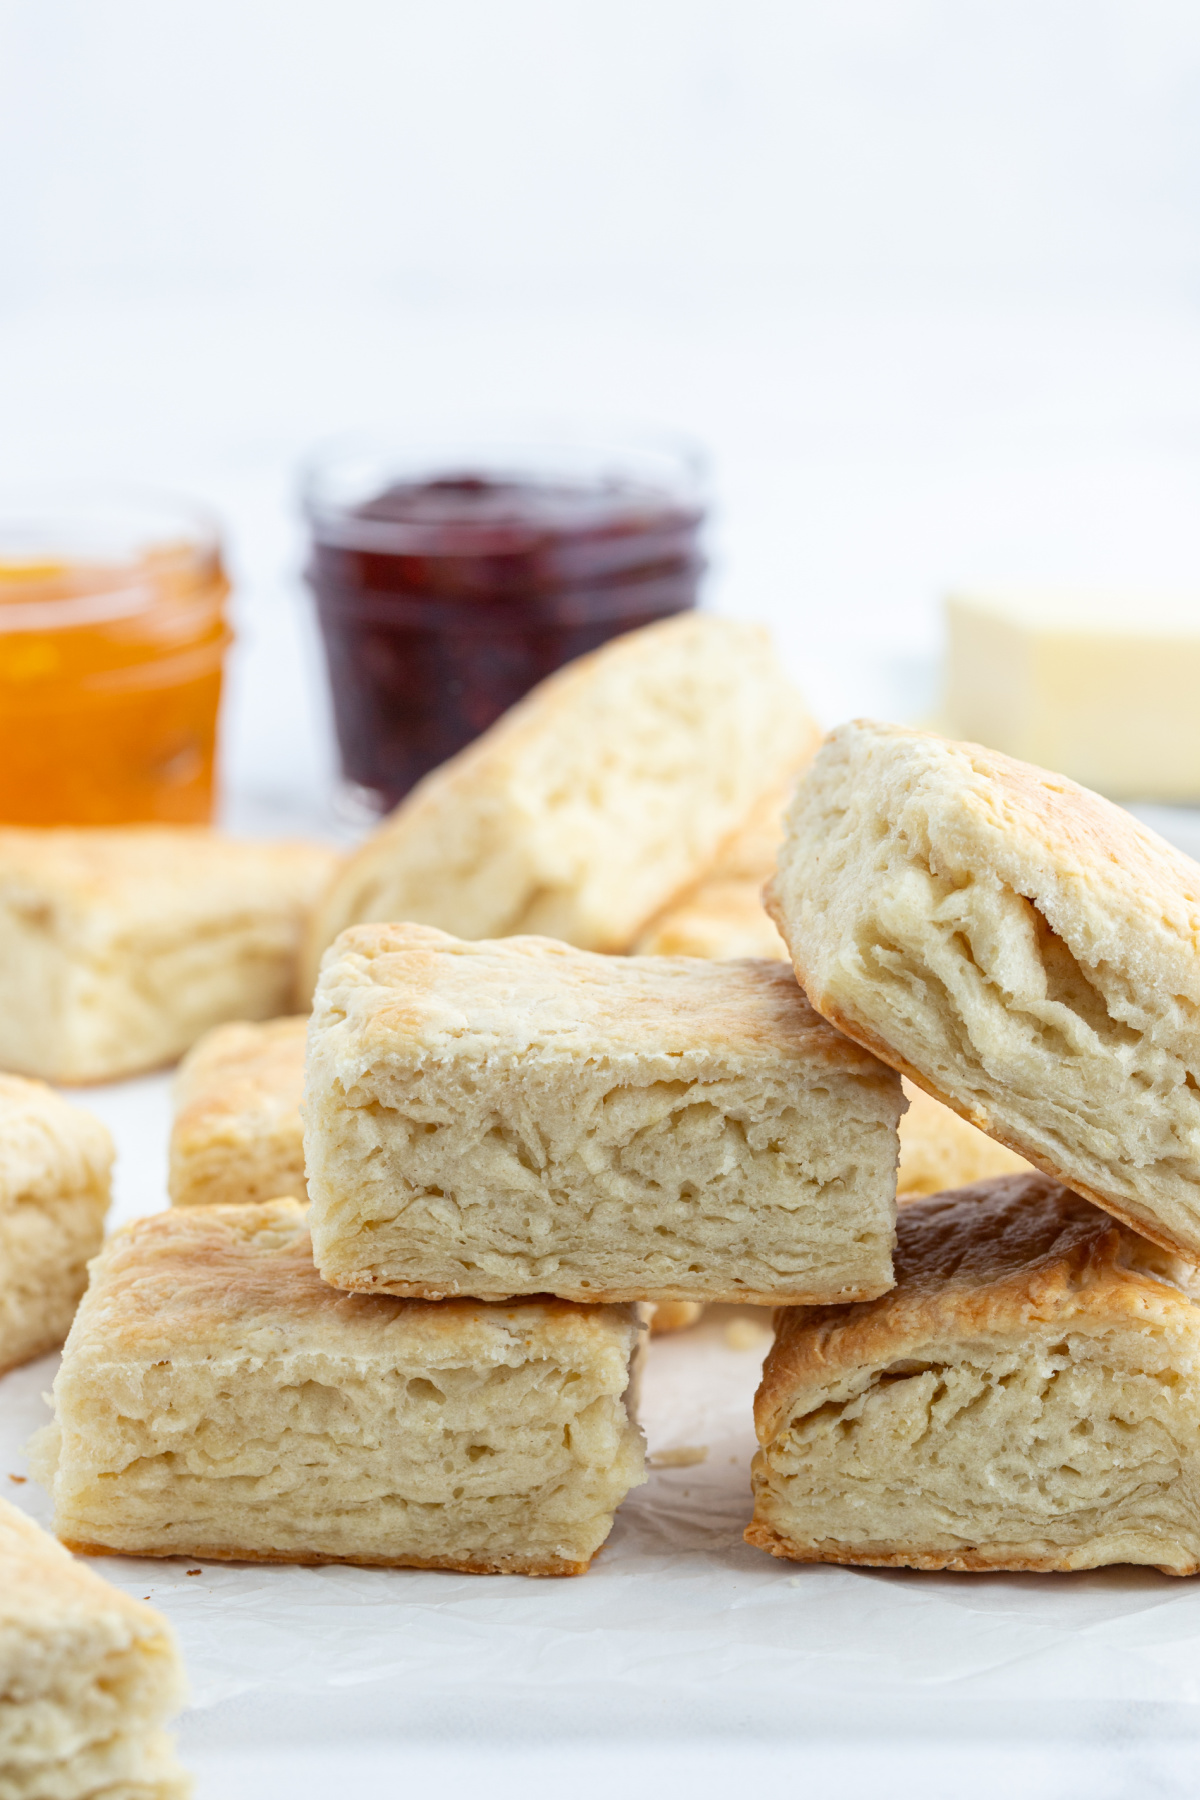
301 430 706 815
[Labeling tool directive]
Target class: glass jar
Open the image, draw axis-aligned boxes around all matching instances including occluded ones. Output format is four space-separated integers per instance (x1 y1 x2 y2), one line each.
301 427 706 816
0 488 230 825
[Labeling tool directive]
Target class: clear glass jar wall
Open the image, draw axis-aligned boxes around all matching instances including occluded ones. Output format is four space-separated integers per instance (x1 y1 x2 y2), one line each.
0 488 231 825
302 428 706 815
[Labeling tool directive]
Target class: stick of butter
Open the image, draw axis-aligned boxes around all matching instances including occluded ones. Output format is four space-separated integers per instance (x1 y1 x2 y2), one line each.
945 590 1200 801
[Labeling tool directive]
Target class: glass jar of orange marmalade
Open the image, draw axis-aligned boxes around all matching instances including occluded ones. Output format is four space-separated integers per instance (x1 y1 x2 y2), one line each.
0 489 231 825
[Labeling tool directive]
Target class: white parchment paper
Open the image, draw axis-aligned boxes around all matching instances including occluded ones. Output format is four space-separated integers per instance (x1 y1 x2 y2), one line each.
5 1074 1200 1792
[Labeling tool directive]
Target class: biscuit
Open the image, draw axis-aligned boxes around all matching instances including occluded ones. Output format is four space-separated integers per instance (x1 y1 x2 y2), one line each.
304 923 903 1307
747 1172 1200 1575
33 1200 646 1577
299 615 817 993
0 1076 112 1376
769 719 1200 1259
633 781 800 960
632 880 787 961
647 1301 705 1335
170 1016 308 1208
897 1081 1030 1201
0 1496 188 1799
0 828 340 1083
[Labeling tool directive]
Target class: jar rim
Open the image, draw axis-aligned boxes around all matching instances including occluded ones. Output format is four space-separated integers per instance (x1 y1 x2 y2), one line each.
0 482 225 629
299 420 708 554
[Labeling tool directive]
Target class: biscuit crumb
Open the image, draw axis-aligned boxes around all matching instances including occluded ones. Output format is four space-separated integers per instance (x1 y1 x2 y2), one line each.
724 1318 773 1352
185 1569 202 1576
649 1445 708 1468
7 1474 25 1484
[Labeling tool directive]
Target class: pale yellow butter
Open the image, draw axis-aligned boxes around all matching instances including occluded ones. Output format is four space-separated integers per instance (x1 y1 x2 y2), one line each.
945 590 1200 801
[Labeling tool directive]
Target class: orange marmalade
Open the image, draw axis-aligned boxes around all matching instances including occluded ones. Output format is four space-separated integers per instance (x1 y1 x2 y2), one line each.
0 493 230 824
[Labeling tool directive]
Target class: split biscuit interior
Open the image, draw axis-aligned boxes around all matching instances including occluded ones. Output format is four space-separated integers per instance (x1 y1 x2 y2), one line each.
168 1015 693 1337
304 923 903 1307
769 718 1200 1259
299 613 818 991
33 1199 646 1577
0 1075 112 1376
0 827 340 1083
0 1495 189 1799
748 1171 1200 1575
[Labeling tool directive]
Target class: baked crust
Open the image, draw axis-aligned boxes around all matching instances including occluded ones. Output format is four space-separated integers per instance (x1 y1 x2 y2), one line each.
59 1539 592 1577
748 1173 1200 1575
328 1273 892 1307
768 718 1200 1259
300 615 817 990
742 1518 1197 1578
305 923 902 1306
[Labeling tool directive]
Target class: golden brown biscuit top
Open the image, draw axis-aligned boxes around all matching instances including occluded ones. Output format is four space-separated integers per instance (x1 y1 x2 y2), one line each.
315 922 888 1077
783 719 1200 962
172 1016 307 1126
0 827 340 922
71 1199 640 1365
756 1172 1200 1437
300 614 817 987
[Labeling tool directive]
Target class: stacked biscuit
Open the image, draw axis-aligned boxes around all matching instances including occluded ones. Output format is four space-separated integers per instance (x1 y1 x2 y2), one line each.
26 615 1200 1786
0 831 333 1796
21 609 1190 1661
749 719 1200 1577
37 614 908 1583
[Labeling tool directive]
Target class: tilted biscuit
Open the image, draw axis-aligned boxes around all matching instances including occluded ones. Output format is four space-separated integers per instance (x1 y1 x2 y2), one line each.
169 1016 308 1208
897 1081 1031 1201
0 828 340 1083
0 1076 112 1376
769 719 1200 1259
748 1173 1200 1575
0 1496 189 1799
304 923 903 1307
299 614 818 994
33 1200 645 1577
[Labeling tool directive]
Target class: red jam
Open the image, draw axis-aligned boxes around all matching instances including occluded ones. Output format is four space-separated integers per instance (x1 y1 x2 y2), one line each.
306 470 704 812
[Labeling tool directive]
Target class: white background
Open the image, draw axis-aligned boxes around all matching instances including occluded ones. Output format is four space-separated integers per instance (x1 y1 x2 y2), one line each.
4 1 1200 830
5 5 1200 1793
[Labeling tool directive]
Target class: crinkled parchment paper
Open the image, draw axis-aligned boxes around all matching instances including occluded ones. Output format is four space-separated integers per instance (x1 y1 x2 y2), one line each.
4 1074 1200 1790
